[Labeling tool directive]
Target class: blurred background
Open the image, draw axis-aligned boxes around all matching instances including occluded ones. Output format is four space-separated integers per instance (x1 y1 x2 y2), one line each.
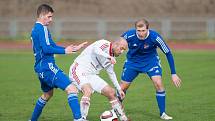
0 0 215 41
1 1 215 121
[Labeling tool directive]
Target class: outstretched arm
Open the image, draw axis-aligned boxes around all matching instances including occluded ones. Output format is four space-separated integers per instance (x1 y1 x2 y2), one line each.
65 42 88 54
39 26 87 54
106 65 125 99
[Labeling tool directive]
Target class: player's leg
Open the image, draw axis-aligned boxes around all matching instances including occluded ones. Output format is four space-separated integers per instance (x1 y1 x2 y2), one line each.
54 71 82 120
151 76 172 120
89 75 129 121
147 66 172 120
101 85 129 121
69 63 93 120
151 75 165 114
119 67 139 101
30 76 54 121
80 83 93 119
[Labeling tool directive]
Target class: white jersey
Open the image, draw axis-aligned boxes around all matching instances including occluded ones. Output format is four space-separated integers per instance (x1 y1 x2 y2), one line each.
71 39 121 91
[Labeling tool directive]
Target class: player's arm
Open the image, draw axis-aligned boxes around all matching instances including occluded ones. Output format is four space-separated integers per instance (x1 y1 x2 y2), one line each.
39 26 65 54
50 40 88 54
155 36 181 87
50 40 65 50
39 26 87 54
105 65 125 99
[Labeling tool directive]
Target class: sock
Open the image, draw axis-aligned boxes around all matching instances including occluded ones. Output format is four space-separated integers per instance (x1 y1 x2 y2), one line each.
30 97 47 121
156 91 166 116
80 96 90 119
68 93 82 120
110 99 128 121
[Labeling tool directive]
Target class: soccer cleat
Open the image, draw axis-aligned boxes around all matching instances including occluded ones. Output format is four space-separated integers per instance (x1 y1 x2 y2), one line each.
160 112 173 120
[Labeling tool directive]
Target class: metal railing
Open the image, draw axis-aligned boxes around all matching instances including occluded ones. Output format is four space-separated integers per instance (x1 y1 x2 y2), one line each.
0 17 215 40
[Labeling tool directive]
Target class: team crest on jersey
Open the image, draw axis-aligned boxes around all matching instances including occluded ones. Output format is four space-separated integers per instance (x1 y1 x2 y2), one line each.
144 43 149 49
100 43 109 50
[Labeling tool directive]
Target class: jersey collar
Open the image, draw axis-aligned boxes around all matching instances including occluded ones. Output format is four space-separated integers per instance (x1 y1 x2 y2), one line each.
36 21 44 26
109 42 114 56
136 30 150 40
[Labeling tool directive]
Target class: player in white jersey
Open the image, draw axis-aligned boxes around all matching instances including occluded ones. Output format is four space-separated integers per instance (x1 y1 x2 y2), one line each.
69 37 130 121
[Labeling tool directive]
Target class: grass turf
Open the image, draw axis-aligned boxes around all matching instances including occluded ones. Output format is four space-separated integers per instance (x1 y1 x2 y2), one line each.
0 50 215 121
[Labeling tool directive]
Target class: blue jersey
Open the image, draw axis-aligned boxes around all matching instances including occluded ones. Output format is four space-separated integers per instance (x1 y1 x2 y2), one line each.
31 22 65 72
121 28 176 74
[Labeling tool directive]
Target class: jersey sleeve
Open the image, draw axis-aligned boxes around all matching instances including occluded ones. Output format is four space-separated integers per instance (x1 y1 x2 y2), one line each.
155 35 176 74
121 31 128 40
105 65 122 91
50 40 65 50
39 26 65 54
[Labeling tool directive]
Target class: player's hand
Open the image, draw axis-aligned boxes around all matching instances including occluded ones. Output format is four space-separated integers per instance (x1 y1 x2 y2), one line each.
73 41 88 51
118 89 125 100
171 74 181 88
110 56 116 64
65 42 88 54
65 44 76 54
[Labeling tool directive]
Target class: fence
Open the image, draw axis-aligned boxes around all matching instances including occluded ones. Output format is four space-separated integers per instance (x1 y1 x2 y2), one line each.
0 17 215 40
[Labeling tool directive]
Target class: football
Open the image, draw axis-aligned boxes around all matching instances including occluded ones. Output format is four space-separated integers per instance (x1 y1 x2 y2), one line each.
100 110 118 121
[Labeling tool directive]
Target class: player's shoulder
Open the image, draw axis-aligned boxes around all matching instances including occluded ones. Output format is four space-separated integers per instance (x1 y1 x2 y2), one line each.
96 39 110 45
122 28 136 39
93 39 110 49
149 29 162 40
32 22 45 32
35 22 44 28
125 28 136 34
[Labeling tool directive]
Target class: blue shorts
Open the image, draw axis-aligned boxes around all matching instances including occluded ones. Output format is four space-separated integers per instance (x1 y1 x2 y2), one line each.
36 64 71 92
121 62 162 83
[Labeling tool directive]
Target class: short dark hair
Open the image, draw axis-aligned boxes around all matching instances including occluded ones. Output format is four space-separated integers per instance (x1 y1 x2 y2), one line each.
37 4 54 18
135 18 149 29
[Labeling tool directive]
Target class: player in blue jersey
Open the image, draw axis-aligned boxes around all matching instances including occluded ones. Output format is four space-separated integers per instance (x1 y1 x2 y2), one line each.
29 4 87 121
119 18 182 120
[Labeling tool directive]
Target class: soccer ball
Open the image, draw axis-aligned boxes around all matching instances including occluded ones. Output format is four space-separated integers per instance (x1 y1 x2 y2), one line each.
100 110 118 121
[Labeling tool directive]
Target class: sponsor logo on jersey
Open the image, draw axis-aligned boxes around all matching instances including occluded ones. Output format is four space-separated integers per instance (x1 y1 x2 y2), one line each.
144 43 149 49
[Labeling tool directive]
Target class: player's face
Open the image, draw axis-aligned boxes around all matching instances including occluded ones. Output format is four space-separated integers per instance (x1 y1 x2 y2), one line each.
40 12 53 26
136 26 148 39
114 41 127 57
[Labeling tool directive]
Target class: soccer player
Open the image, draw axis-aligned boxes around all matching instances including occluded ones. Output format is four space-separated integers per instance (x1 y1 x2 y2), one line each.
69 38 130 121
29 4 87 121
119 18 182 120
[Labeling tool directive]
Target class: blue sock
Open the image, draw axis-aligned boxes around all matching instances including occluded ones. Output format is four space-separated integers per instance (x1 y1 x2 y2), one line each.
68 93 82 119
31 97 47 121
156 91 166 116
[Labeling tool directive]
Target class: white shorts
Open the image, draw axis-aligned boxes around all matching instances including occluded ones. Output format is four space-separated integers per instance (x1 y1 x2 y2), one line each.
69 62 108 93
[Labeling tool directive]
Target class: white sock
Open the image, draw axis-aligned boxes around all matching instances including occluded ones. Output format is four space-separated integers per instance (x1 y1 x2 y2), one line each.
80 96 90 119
110 99 128 121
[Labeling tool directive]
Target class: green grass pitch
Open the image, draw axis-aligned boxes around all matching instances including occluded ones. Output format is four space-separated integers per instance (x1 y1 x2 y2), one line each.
0 50 215 121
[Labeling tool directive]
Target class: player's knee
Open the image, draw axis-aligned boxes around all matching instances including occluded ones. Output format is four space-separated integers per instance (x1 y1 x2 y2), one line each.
42 91 53 101
120 81 130 91
154 81 164 91
102 85 116 100
65 84 78 94
107 87 116 99
82 88 93 97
